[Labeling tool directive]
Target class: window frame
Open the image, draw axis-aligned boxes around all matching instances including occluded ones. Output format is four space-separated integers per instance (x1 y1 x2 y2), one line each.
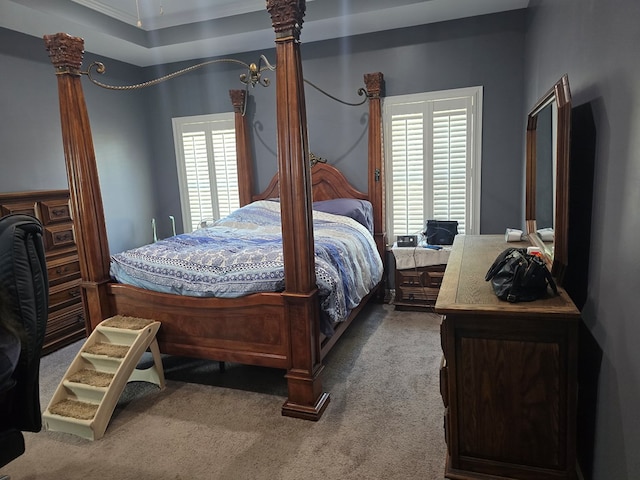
172 112 238 233
383 86 483 242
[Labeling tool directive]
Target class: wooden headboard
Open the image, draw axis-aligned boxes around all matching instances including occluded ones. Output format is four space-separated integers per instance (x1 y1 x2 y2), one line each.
254 162 368 202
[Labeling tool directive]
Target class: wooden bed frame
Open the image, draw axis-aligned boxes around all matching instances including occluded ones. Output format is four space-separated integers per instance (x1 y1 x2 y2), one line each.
43 0 385 421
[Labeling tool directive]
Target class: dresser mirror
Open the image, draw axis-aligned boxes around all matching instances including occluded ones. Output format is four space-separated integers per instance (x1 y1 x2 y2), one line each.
525 74 572 284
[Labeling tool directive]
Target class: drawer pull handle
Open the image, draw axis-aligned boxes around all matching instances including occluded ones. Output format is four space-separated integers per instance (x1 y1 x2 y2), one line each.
55 266 69 274
69 289 80 298
52 208 66 217
54 232 73 242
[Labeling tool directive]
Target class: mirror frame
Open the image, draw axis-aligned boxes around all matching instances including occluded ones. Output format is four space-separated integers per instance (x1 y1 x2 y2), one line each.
525 74 572 284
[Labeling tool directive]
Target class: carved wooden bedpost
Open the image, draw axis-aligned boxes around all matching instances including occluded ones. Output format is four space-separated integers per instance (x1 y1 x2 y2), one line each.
44 33 113 332
267 0 329 420
364 72 386 300
229 89 254 205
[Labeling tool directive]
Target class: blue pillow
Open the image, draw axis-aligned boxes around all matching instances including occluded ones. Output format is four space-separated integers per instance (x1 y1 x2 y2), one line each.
312 198 374 234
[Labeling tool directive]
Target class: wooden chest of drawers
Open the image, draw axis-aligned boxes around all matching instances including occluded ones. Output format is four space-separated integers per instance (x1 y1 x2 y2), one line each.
436 235 580 480
0 190 87 354
394 264 446 310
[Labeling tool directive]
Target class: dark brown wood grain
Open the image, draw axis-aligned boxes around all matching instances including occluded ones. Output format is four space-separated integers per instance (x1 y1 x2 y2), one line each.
42 0 385 420
394 264 446 310
229 89 254 207
0 189 86 354
44 33 113 336
437 235 579 480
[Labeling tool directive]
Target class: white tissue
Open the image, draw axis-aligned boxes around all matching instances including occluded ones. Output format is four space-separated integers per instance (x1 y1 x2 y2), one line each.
505 228 523 242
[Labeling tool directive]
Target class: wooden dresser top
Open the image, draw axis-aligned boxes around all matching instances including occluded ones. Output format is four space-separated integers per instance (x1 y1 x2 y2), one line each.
435 235 580 318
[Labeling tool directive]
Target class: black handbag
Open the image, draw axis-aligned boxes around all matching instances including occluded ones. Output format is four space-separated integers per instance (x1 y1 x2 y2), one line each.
424 220 458 245
484 248 558 302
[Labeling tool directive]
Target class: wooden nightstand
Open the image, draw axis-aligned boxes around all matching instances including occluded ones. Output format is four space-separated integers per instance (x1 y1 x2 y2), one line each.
391 243 450 311
394 264 446 310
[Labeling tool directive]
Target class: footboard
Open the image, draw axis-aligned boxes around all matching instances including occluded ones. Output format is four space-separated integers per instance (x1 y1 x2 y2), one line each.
107 283 290 369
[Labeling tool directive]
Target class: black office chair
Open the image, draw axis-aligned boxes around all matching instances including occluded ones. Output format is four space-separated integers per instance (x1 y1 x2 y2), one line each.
0 389 26 470
0 214 48 476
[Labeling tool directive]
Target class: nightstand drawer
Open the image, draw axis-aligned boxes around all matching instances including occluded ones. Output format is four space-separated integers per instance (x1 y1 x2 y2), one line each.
46 303 85 335
396 265 446 288
49 278 82 312
39 198 72 225
0 201 37 217
47 255 81 286
42 303 86 355
396 284 440 302
43 223 76 253
394 264 447 310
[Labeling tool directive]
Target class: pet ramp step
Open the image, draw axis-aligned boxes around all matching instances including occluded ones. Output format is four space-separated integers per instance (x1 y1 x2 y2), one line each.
42 315 165 441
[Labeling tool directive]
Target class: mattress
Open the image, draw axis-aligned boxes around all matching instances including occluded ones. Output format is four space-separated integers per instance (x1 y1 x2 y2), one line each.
110 200 383 335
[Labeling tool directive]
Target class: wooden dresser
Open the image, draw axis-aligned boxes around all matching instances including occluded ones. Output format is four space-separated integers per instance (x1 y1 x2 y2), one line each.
435 235 580 480
0 190 87 354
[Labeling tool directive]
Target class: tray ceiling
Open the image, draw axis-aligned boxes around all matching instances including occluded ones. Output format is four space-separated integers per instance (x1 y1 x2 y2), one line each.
1 0 529 66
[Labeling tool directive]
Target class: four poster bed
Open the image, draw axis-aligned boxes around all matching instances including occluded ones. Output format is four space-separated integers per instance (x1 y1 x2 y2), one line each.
43 0 385 420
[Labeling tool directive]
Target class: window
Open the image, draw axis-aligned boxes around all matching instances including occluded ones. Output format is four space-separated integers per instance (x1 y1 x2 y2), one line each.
383 87 482 243
172 113 239 233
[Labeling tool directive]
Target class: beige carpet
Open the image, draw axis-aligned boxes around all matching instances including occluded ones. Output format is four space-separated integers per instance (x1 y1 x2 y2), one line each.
2 303 447 480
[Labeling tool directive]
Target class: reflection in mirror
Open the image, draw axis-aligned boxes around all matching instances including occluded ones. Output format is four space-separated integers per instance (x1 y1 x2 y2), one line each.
535 103 556 256
525 74 571 284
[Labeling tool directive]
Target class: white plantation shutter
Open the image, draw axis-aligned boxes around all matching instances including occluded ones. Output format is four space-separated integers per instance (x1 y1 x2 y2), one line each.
390 112 425 238
182 131 214 232
211 129 239 218
384 87 482 243
432 98 471 234
173 113 238 233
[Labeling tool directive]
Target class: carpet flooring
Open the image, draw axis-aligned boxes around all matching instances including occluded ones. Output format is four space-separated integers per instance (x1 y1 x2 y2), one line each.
2 303 447 480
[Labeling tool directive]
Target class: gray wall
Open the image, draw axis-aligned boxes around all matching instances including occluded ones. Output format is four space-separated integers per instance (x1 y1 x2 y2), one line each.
0 29 156 254
0 11 525 247
143 10 527 238
525 1 640 478
304 11 527 236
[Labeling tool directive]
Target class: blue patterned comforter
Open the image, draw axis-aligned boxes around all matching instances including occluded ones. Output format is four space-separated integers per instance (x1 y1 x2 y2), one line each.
110 200 383 332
